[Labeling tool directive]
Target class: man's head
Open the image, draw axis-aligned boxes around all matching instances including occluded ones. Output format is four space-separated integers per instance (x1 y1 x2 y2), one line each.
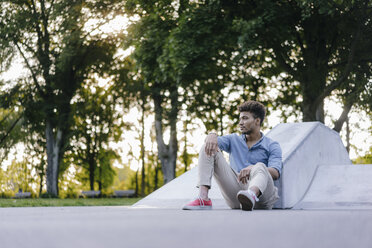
238 101 266 135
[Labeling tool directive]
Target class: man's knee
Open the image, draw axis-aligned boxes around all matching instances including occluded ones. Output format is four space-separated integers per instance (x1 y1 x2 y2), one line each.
199 143 221 158
251 162 267 173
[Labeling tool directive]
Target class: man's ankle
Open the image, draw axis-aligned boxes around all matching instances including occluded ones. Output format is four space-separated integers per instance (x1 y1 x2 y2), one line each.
199 185 210 200
199 196 210 201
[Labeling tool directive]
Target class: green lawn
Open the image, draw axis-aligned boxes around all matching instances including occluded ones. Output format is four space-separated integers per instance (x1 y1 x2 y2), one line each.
0 197 142 208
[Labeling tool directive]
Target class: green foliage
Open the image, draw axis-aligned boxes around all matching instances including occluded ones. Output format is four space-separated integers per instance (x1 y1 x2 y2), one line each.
0 0 125 196
112 165 136 190
0 108 24 162
66 80 124 192
0 197 141 207
354 147 372 164
0 159 38 197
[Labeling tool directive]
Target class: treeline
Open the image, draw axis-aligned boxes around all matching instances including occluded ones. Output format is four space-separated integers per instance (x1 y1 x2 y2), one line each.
0 0 371 197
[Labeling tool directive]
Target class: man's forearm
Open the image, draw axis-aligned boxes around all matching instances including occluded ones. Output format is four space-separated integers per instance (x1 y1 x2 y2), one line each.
268 167 279 180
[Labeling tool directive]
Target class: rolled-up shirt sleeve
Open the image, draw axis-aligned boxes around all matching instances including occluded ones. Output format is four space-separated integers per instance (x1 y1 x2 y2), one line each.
268 141 283 177
217 135 232 153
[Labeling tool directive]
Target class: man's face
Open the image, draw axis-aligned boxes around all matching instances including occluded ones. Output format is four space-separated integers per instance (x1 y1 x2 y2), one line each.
239 111 260 135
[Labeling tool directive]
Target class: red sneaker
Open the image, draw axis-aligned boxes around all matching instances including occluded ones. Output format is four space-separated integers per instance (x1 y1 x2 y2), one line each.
182 197 212 210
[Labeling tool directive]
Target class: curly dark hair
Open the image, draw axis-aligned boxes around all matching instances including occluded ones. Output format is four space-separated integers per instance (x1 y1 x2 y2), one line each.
238 101 266 126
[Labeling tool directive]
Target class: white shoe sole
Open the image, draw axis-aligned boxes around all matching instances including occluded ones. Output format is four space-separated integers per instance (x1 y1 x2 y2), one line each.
182 205 212 210
237 192 254 211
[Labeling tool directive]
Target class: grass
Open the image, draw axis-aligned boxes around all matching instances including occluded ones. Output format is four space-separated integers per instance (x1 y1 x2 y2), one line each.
0 197 142 208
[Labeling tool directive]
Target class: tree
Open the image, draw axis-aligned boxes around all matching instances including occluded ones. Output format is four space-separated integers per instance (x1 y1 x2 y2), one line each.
0 0 123 196
124 0 242 183
0 82 25 163
166 0 371 132
228 0 372 126
67 81 123 192
124 0 182 184
1 159 37 196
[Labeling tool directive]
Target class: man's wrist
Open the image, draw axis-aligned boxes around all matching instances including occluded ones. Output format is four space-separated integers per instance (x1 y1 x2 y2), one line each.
208 131 218 136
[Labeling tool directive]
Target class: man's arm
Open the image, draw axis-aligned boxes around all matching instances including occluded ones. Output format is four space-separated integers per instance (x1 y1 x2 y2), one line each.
238 165 279 183
204 132 218 156
268 167 279 180
267 141 282 180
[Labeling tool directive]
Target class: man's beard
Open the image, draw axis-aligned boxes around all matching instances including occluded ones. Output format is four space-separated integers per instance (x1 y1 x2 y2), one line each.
242 129 252 135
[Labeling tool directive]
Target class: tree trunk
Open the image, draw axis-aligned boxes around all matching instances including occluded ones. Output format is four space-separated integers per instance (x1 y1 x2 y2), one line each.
298 15 329 123
86 135 95 191
135 168 139 197
154 159 159 190
39 174 43 196
140 97 146 196
218 96 224 135
153 85 179 185
45 120 63 197
300 62 327 122
88 157 95 191
346 116 350 153
300 74 326 122
302 94 324 122
183 120 189 173
333 102 353 133
98 166 102 193
38 160 45 196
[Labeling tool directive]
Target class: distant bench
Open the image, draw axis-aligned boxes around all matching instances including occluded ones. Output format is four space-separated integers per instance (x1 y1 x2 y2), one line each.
80 190 101 198
14 192 32 198
113 190 135 198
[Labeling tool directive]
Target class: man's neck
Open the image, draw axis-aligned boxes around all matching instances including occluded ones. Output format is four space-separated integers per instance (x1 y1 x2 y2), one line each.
245 131 262 143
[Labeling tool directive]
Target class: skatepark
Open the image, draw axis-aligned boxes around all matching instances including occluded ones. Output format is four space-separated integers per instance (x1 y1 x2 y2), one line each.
1 122 372 248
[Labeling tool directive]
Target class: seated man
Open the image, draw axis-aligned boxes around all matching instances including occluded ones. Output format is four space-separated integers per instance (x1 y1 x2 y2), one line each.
183 100 282 211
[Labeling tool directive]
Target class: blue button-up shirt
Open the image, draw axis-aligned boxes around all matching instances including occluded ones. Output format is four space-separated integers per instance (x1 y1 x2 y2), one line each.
217 133 283 177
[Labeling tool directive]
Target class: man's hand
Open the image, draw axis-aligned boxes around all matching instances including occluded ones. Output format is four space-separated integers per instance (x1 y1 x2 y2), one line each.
204 133 218 156
237 165 254 184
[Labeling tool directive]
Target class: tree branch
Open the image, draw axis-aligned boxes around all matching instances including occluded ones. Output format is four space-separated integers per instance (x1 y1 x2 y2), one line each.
45 0 55 20
328 58 372 70
327 32 339 61
333 101 353 133
0 110 14 126
14 42 46 98
314 14 363 108
271 45 299 80
0 114 22 146
295 31 305 57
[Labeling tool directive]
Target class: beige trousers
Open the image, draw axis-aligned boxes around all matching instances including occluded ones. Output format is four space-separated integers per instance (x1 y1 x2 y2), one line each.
198 145 279 209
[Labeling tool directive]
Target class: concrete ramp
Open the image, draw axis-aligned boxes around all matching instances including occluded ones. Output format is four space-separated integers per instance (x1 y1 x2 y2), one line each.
134 122 352 209
294 164 372 210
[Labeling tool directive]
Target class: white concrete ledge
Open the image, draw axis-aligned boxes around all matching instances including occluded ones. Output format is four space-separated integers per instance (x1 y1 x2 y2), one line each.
268 122 351 208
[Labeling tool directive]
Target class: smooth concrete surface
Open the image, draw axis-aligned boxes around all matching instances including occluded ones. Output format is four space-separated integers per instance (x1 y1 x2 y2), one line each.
1 206 372 248
132 166 229 209
294 164 372 210
134 122 352 209
271 122 351 208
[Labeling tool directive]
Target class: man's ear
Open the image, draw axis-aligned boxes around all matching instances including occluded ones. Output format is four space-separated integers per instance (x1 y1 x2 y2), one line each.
255 118 261 126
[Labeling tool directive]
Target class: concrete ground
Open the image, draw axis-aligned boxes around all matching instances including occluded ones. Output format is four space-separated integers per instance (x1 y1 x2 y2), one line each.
1 206 371 248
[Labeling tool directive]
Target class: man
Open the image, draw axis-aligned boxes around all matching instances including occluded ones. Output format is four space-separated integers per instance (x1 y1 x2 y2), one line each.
183 100 282 211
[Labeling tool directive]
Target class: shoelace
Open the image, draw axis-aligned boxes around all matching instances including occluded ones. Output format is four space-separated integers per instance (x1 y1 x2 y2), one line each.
248 189 260 202
198 197 205 206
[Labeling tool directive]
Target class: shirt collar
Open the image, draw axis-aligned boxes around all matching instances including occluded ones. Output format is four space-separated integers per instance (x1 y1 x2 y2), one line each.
241 132 265 148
